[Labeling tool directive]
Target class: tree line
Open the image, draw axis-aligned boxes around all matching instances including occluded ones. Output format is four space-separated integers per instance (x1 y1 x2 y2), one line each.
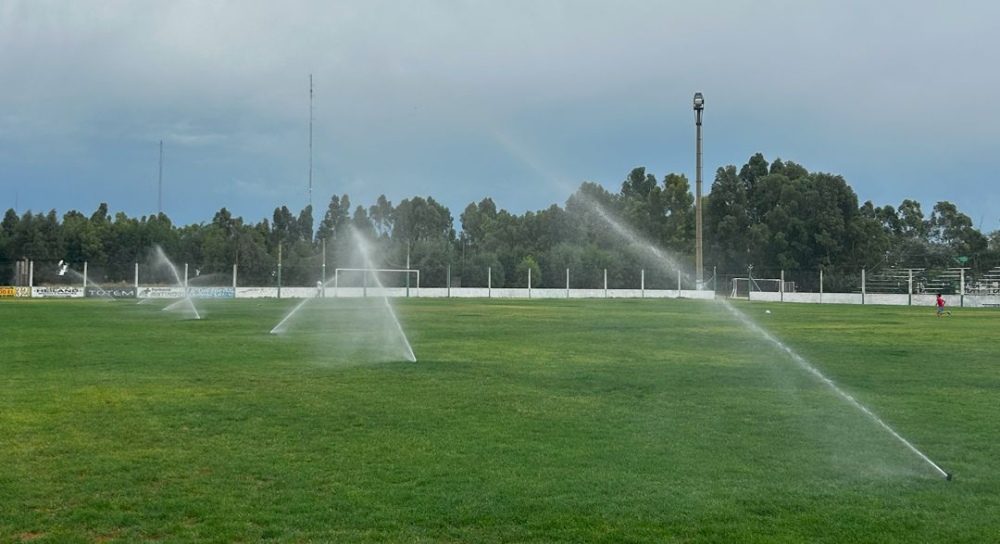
3 153 997 290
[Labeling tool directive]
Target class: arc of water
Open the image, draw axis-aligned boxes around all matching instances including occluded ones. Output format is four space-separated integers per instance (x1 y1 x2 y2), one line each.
720 300 950 479
154 246 201 320
493 128 950 479
270 297 312 335
585 199 695 287
348 226 417 362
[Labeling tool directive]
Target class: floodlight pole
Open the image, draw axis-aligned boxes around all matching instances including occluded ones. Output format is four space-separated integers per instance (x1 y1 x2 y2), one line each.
308 74 313 209
693 92 705 289
158 140 163 215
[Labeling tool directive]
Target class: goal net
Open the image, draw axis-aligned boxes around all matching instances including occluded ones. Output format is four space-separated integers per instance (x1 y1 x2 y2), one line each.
332 268 420 295
730 277 796 298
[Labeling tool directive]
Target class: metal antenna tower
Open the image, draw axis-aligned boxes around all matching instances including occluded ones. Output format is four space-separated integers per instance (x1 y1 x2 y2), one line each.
309 74 313 209
158 140 163 215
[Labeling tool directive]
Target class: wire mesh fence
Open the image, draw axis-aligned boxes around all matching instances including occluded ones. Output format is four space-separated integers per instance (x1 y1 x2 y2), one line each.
7 256 1000 298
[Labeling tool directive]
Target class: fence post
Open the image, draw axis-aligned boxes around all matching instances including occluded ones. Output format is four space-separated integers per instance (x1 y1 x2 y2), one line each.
604 268 608 298
819 269 823 303
135 262 139 289
861 268 866 305
780 269 785 303
232 264 238 289
641 269 645 298
488 266 492 298
677 269 681 295
566 268 570 299
960 268 965 307
447 265 451 298
83 261 89 289
528 268 532 298
908 269 913 306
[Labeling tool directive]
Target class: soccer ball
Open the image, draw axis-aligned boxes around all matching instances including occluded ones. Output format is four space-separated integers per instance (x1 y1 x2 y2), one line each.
765 310 771 315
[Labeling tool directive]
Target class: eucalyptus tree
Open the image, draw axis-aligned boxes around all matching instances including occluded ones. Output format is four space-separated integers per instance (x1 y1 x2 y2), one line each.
0 208 19 276
929 201 987 260
565 181 620 248
459 197 498 252
197 208 242 276
854 201 894 270
619 167 664 241
391 196 454 243
660 173 695 255
565 180 646 285
457 198 499 283
524 204 573 288
705 154 881 282
1 208 16 250
317 194 353 268
483 209 528 287
0 209 16 281
25 210 63 265
391 197 455 285
101 212 144 282
704 164 750 274
350 205 376 241
368 195 394 242
984 230 1000 270
61 210 103 268
145 213 180 259
239 218 277 286
8 210 65 283
275 204 319 286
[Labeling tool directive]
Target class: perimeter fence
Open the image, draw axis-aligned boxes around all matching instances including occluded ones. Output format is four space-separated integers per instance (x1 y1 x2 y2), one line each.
3 257 701 293
5 257 1000 304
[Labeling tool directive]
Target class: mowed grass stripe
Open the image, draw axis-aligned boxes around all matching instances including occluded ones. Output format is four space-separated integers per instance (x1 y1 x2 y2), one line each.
1 297 998 542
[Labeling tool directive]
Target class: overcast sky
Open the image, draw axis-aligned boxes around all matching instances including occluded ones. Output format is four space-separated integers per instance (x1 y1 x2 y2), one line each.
2 0 999 232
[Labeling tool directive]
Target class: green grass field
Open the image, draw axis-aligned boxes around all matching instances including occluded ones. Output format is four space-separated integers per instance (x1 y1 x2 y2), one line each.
2 297 998 542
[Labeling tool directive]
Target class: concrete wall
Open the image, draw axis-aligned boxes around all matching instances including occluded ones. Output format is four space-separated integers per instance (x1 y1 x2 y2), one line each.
233 287 715 300
33 282 994 307
747 290 1000 308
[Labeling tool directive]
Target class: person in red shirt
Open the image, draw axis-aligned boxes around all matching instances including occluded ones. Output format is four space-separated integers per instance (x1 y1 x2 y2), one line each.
936 293 952 316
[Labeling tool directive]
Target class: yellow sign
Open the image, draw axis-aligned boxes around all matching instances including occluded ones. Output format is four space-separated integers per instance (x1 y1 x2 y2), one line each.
0 286 30 297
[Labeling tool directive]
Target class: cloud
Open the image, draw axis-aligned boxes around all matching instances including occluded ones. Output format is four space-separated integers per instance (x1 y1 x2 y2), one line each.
2 0 1000 228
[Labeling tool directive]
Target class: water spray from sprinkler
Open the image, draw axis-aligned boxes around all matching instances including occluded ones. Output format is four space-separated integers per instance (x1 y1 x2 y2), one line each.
492 121 952 480
349 226 417 363
720 301 952 481
152 246 201 319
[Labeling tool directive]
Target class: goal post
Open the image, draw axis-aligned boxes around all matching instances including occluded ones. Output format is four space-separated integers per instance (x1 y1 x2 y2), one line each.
730 277 795 298
333 268 420 297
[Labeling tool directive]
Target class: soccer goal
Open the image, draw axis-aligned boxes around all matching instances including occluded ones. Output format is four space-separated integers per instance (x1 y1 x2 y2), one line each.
333 268 420 297
730 277 795 298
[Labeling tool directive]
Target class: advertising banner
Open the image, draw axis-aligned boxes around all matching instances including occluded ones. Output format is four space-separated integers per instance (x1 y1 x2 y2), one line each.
0 286 31 298
137 287 186 299
85 287 137 298
32 286 85 298
187 287 235 299
137 286 235 299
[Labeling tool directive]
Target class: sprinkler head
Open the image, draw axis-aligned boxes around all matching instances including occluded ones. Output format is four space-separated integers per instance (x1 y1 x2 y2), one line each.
946 472 953 481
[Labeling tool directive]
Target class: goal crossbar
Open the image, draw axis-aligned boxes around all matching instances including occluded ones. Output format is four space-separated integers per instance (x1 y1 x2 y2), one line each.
333 268 420 293
730 277 795 298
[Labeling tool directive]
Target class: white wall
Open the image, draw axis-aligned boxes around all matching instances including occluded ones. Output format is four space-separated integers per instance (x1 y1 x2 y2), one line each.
233 287 715 300
55 284 992 307
747 290 1000 308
